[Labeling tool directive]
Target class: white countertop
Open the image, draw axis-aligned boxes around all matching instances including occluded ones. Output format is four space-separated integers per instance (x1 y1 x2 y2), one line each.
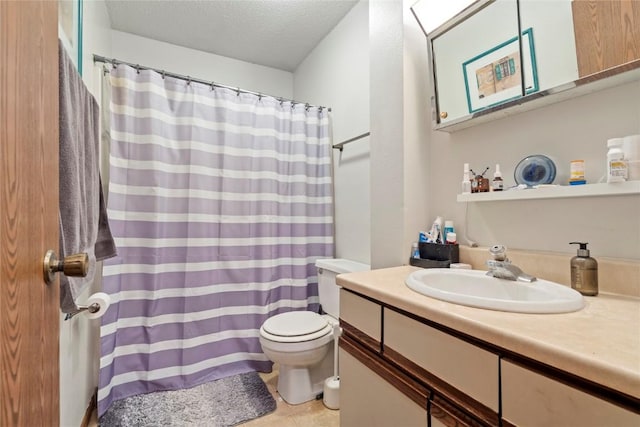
337 266 640 399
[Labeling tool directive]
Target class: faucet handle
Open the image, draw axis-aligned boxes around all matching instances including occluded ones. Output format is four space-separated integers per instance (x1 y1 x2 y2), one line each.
489 244 508 261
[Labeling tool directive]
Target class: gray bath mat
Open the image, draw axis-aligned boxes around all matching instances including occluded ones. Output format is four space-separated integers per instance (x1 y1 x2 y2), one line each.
99 371 276 426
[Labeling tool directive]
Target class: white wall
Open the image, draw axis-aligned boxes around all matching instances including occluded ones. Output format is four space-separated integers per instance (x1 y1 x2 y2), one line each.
59 1 113 426
367 0 431 268
293 1 370 265
111 30 293 99
367 0 640 262
368 0 639 265
427 79 640 260
370 0 406 268
402 0 431 265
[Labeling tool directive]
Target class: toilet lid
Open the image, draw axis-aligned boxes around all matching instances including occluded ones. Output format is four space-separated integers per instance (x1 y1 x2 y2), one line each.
262 311 328 337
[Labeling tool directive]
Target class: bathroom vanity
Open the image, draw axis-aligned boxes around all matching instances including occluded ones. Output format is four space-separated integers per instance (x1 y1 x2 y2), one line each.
337 266 639 426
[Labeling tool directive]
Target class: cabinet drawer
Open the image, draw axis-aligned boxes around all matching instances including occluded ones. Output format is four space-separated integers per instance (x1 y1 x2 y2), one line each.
384 309 499 412
502 360 639 426
340 289 382 344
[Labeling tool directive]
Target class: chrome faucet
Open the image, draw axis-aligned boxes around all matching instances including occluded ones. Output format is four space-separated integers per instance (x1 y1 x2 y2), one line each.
485 245 536 283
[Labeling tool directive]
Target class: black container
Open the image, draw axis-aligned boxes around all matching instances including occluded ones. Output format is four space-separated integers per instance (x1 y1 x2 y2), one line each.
418 242 459 263
409 257 451 268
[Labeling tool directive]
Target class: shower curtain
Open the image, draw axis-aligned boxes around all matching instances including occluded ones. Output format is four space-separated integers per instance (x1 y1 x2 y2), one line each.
98 64 334 415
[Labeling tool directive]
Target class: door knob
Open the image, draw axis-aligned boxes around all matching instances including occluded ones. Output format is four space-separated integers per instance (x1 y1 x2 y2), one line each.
43 250 89 285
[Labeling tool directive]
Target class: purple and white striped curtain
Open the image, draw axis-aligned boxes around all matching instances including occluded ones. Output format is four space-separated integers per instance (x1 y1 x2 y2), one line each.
98 65 334 415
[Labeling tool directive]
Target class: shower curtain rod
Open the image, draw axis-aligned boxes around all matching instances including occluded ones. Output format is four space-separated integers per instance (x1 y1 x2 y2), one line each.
93 54 331 111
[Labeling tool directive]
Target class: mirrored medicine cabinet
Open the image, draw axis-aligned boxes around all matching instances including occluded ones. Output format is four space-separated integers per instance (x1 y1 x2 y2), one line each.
411 0 640 132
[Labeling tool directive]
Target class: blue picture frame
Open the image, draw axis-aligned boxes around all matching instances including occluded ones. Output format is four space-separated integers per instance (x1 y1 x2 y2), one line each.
462 27 538 114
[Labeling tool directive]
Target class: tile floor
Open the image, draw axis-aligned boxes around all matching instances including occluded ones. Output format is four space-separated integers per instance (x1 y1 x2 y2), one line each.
88 365 340 426
243 366 340 427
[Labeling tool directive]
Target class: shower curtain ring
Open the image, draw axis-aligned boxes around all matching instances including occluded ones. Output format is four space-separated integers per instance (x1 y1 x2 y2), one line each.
161 70 166 79
187 76 191 85
111 59 117 69
210 81 215 91
258 93 263 101
135 64 140 74
305 103 310 112
236 87 240 96
279 98 283 107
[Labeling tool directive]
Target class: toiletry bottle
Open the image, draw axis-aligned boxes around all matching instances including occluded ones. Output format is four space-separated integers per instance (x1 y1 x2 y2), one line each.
461 163 471 194
492 164 503 191
411 242 420 259
569 160 586 185
443 220 454 243
607 138 628 183
445 232 457 245
428 216 443 243
569 242 598 296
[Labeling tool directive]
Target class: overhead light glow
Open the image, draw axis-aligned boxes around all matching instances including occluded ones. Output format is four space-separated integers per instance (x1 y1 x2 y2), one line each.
412 0 478 34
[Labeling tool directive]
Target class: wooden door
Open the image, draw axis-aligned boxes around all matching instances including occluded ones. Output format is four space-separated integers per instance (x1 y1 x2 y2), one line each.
1 1 60 426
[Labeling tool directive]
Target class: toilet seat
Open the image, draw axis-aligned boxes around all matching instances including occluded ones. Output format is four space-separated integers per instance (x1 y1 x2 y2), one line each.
261 311 332 343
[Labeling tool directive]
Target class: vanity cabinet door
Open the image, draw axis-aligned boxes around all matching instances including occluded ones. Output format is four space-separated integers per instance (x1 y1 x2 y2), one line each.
384 309 500 413
340 348 427 427
430 414 447 427
340 289 382 352
430 395 485 427
502 360 639 426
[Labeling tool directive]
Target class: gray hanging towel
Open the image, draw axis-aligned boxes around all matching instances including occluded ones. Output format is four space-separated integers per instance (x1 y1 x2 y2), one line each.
58 41 117 313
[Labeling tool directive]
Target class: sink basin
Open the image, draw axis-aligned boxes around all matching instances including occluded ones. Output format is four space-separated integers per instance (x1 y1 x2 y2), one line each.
405 269 584 314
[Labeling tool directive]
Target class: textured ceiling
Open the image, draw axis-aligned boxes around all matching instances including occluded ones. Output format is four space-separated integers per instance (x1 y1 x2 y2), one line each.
105 0 359 72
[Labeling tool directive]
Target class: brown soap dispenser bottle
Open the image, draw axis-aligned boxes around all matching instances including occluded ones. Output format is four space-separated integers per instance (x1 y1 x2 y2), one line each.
569 242 598 296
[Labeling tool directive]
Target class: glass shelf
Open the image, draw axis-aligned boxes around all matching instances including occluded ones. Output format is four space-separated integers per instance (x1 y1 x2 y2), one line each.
457 181 640 202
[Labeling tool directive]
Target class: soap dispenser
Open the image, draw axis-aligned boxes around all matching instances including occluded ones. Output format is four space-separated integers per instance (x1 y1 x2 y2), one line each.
569 242 598 296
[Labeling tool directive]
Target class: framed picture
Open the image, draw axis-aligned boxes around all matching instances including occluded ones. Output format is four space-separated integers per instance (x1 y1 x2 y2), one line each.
462 28 538 114
58 0 83 75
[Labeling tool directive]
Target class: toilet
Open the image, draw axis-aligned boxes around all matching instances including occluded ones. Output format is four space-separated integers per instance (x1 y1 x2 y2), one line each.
259 258 370 405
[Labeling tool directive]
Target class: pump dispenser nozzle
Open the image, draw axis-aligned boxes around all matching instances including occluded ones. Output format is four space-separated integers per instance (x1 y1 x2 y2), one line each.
570 241 590 257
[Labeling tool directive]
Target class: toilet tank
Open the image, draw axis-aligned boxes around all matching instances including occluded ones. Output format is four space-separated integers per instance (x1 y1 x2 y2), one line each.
315 258 370 318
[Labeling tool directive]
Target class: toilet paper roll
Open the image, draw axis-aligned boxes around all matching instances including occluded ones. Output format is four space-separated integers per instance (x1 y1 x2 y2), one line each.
628 160 640 181
86 292 111 319
623 134 640 161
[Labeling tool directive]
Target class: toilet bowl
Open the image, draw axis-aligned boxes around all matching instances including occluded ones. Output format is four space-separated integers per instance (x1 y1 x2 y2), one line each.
258 258 370 405
259 311 337 404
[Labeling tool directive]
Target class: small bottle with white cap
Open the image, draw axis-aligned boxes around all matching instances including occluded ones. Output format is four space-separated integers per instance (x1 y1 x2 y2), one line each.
492 164 504 191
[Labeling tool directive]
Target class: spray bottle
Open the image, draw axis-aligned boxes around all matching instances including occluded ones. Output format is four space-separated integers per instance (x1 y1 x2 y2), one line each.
461 163 472 194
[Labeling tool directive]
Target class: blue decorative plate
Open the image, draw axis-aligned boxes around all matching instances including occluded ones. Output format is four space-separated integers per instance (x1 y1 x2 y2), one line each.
514 155 556 186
